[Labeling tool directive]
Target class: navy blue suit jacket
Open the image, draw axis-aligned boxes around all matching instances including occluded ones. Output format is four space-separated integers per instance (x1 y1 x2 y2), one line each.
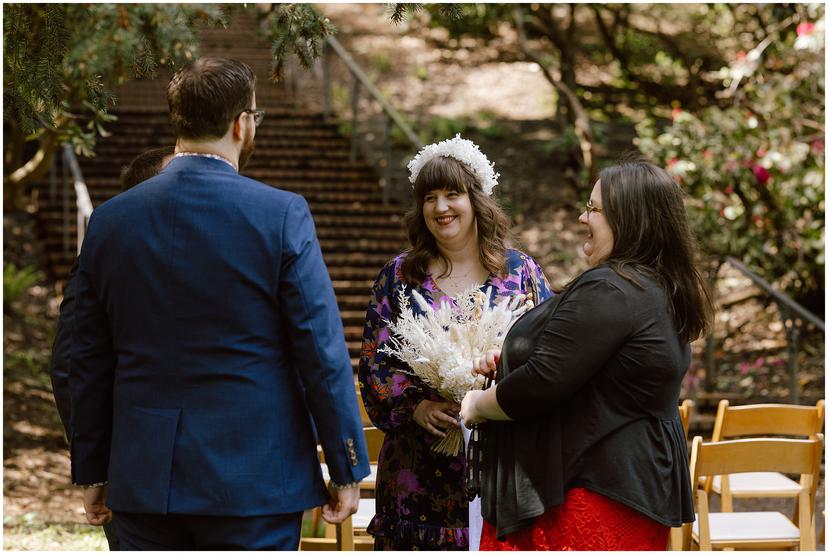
69 155 369 515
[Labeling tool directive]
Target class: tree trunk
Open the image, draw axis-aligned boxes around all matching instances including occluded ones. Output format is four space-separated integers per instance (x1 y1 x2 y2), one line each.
512 6 595 186
4 131 61 212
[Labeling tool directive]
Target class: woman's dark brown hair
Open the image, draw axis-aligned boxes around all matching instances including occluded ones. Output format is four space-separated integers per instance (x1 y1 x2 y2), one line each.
599 156 714 343
400 156 512 285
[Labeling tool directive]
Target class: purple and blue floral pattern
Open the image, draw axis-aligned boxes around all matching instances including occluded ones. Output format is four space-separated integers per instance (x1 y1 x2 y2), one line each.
359 249 553 550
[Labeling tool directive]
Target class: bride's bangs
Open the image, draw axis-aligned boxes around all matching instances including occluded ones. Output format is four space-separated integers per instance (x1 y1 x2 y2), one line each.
413 156 472 202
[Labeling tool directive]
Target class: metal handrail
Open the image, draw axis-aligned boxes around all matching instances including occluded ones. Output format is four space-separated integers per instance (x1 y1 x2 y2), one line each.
324 35 422 150
725 256 824 331
704 256 824 404
62 144 93 255
301 34 423 205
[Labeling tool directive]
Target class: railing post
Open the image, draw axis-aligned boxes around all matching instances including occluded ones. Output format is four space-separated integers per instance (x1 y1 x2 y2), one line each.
350 74 360 162
781 307 801 404
49 152 57 201
292 58 299 110
322 40 331 121
703 259 722 393
383 115 392 205
62 148 70 254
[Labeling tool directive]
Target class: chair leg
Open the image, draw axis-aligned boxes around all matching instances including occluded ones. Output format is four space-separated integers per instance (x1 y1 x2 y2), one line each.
799 491 815 551
311 507 322 537
337 516 355 551
668 527 684 551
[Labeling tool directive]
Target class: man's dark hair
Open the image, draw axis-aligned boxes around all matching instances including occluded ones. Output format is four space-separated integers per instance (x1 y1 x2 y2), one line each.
120 146 175 191
166 57 256 140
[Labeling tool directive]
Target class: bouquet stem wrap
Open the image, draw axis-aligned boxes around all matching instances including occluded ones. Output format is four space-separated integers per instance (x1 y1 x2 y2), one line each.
381 285 533 456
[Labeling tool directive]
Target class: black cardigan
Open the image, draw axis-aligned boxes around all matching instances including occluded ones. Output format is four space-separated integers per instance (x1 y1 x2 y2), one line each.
481 265 694 539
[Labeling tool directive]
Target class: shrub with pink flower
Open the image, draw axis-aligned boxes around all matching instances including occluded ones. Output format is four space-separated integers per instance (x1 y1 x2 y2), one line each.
636 7 824 303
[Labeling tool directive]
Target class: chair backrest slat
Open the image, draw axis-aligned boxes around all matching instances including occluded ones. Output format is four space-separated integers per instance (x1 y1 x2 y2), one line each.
712 400 825 440
691 437 822 481
364 426 384 463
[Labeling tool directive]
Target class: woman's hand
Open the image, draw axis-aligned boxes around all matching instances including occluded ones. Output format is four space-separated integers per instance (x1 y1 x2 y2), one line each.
472 349 501 378
460 390 486 426
413 399 460 437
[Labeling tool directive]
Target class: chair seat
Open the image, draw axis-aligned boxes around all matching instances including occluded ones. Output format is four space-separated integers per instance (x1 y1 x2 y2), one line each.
711 472 801 497
321 463 378 489
352 498 376 529
692 511 800 543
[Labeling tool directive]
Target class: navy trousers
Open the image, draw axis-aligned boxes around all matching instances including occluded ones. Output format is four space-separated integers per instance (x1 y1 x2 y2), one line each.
113 511 303 551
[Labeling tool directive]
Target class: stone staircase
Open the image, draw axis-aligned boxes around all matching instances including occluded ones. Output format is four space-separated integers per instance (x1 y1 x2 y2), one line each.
33 7 408 369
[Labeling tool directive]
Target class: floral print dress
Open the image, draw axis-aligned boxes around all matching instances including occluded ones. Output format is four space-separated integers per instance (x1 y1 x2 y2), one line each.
358 249 553 550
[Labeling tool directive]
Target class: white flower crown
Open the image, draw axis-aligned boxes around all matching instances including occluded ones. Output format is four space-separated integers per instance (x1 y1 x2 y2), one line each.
407 134 500 196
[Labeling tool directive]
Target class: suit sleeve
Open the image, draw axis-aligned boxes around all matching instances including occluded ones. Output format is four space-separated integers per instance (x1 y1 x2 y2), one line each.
68 216 116 485
496 278 632 420
357 263 427 433
279 195 370 485
50 258 79 441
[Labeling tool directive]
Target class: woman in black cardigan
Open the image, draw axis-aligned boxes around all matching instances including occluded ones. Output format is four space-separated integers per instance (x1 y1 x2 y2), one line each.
460 157 713 550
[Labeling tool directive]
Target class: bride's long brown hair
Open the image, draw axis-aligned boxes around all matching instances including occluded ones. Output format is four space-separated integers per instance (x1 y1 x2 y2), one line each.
400 156 513 286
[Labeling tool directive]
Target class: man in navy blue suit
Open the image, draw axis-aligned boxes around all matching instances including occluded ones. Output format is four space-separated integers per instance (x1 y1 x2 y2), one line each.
69 58 370 549
51 145 175 550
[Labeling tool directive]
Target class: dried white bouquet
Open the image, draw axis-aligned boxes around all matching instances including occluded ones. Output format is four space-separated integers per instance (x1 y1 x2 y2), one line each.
380 285 533 455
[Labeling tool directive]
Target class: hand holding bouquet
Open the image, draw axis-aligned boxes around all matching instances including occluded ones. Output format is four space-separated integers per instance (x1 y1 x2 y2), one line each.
380 285 533 455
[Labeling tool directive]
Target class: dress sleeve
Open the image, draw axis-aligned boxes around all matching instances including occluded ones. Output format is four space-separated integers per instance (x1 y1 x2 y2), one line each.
524 255 554 303
496 278 631 420
358 262 428 433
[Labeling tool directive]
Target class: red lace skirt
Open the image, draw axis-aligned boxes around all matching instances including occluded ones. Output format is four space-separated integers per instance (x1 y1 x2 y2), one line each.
480 487 670 551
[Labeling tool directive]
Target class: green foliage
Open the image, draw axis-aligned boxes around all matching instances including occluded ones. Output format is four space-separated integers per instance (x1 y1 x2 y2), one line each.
419 116 470 144
4 4 226 164
536 128 579 155
388 4 463 26
4 263 43 307
425 4 510 38
636 6 825 301
2 520 108 551
262 3 335 81
372 53 392 75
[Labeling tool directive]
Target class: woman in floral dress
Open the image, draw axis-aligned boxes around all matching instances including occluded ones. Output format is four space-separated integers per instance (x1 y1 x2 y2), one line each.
358 136 553 550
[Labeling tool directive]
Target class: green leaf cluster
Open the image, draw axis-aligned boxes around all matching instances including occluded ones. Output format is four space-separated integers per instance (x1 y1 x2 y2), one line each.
3 263 43 307
262 4 335 81
4 4 226 157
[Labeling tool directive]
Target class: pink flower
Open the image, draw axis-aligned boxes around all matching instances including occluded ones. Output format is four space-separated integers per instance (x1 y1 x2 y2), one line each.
755 147 767 158
739 362 750 375
671 107 683 121
755 357 765 367
811 139 824 155
797 22 815 37
703 149 712 160
751 164 771 185
724 185 734 194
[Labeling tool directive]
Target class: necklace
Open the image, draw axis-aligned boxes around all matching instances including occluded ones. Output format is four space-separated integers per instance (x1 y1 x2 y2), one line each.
174 151 237 171
435 262 486 296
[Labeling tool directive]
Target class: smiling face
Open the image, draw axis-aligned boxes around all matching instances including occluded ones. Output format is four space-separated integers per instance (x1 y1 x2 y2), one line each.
579 180 614 266
422 188 476 248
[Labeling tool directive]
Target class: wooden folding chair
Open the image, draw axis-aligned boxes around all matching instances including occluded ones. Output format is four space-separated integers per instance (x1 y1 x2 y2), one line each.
668 399 695 550
679 399 694 439
685 435 823 551
706 400 824 512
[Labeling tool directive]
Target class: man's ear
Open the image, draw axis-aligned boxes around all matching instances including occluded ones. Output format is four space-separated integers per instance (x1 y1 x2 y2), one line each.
232 117 243 142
